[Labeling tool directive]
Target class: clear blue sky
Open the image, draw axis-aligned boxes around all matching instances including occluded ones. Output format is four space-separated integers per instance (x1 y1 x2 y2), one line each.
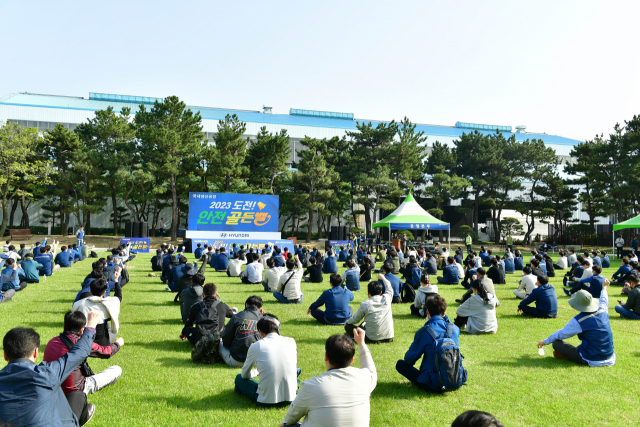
1 1 638 141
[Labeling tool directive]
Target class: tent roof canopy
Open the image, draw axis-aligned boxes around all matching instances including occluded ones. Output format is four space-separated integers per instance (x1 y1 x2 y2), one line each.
613 214 640 231
373 193 449 231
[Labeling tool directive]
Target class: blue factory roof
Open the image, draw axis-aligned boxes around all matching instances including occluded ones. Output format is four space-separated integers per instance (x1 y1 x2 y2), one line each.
0 92 582 146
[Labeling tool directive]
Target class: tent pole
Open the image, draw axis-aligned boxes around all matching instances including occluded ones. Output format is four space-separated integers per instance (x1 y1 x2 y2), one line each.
448 228 450 252
613 227 615 260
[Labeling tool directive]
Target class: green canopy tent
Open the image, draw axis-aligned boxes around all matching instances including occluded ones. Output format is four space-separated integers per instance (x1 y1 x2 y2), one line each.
613 214 640 258
372 193 450 249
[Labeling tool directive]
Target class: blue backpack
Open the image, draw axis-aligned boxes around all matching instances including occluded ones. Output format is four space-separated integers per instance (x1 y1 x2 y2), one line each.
425 323 467 391
410 266 423 288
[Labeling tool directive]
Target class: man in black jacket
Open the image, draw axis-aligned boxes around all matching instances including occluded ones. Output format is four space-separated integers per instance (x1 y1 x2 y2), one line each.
180 283 235 346
487 258 505 285
219 295 264 367
302 256 323 283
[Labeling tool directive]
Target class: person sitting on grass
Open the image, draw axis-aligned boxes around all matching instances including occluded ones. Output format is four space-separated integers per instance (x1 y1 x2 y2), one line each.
379 261 401 304
543 254 555 277
272 247 286 268
455 278 499 334
611 257 632 285
151 249 163 272
553 250 568 270
461 262 478 290
179 273 205 323
302 256 323 283
241 253 264 284
72 278 122 347
181 283 235 346
564 260 593 292
338 246 348 262
386 250 401 274
75 268 120 303
457 267 496 304
263 258 286 292
517 274 558 318
344 274 394 344
452 411 505 427
227 252 246 278
601 251 611 268
307 274 354 325
219 296 265 368
422 252 438 275
236 314 299 407
538 281 615 367
215 247 231 272
411 273 439 318
591 251 602 268
2 258 26 293
487 258 505 285
55 245 72 268
503 252 515 274
565 264 606 298
322 250 338 274
18 252 42 284
43 311 124 424
396 294 467 392
513 266 536 299
0 312 101 427
342 259 361 292
273 255 304 304
279 330 376 427
437 256 460 285
514 250 524 271
614 274 640 320
359 255 373 282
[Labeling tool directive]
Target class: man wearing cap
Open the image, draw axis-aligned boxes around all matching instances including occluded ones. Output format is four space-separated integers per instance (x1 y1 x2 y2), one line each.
537 279 615 367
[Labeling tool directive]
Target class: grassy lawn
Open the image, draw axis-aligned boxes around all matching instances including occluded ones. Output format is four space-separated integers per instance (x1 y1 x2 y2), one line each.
1 251 638 427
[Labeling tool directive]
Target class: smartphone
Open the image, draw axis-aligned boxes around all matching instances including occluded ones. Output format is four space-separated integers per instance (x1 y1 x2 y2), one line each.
618 300 623 305
360 322 367 328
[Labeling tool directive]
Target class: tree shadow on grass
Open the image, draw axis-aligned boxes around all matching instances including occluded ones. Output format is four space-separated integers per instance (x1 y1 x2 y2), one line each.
483 355 574 369
19 321 63 329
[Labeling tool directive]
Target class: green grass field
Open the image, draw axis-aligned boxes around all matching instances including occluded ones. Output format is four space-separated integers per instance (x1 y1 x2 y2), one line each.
1 252 638 427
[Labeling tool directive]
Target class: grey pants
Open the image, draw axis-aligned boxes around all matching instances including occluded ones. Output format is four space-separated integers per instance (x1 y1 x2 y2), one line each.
1 289 16 303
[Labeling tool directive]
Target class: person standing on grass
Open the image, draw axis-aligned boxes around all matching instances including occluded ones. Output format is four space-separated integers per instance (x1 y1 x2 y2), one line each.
614 274 640 319
517 274 558 318
235 314 299 407
465 233 472 253
43 311 124 424
307 274 354 325
76 226 85 246
159 217 166 236
279 330 376 427
219 296 264 368
396 294 467 391
344 274 394 343
615 235 624 258
0 311 101 427
538 280 616 367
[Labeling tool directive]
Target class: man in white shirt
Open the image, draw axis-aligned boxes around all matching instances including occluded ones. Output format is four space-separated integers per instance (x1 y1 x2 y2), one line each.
615 235 624 258
280 329 376 427
344 274 394 343
273 255 304 304
553 251 569 270
514 266 537 299
235 314 298 407
565 260 592 290
5 245 21 262
259 249 271 269
454 259 464 279
241 253 264 284
263 258 286 292
227 253 246 278
568 249 578 266
583 252 593 268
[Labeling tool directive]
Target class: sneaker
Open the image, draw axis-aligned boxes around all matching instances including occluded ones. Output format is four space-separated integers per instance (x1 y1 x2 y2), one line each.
455 299 463 303
80 403 96 425
563 288 571 297
165 287 172 292
553 350 569 361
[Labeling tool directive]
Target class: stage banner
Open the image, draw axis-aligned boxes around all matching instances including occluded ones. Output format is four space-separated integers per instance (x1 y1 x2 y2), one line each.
328 240 353 250
120 238 150 253
191 239 294 254
188 192 279 233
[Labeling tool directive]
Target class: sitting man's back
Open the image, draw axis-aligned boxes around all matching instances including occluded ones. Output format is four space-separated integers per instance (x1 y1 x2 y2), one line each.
281 330 376 427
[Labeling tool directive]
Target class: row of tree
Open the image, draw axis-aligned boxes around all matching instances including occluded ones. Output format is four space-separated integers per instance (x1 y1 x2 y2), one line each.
0 95 637 244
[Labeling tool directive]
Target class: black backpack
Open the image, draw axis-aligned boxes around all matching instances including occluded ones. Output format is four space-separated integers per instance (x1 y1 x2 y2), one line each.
196 299 221 337
59 333 95 377
90 251 98 258
400 283 416 303
155 255 163 271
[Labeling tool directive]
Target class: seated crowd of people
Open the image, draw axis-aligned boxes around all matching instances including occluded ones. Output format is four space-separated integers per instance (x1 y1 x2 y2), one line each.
1 235 636 426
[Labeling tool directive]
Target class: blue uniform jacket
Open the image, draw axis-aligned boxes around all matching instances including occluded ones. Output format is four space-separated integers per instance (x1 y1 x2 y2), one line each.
309 286 354 323
519 284 558 315
322 255 338 274
0 329 95 427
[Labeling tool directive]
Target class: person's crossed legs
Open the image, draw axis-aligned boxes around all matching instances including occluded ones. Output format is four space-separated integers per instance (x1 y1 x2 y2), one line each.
614 305 640 320
83 366 123 395
551 340 589 366
273 291 303 304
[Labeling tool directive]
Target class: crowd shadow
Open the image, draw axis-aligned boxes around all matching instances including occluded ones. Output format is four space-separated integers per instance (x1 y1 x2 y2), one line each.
146 389 260 411
126 301 176 307
374 381 440 399
123 317 183 326
128 338 191 353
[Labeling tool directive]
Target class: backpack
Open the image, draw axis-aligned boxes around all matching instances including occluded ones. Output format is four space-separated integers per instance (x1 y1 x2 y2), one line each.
59 333 95 377
191 333 220 364
400 283 416 303
90 251 98 258
195 300 220 337
155 255 163 271
410 266 423 288
425 323 467 391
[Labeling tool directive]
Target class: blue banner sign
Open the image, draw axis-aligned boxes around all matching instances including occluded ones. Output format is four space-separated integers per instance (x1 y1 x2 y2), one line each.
328 240 353 250
188 193 279 233
120 238 150 253
191 239 295 254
